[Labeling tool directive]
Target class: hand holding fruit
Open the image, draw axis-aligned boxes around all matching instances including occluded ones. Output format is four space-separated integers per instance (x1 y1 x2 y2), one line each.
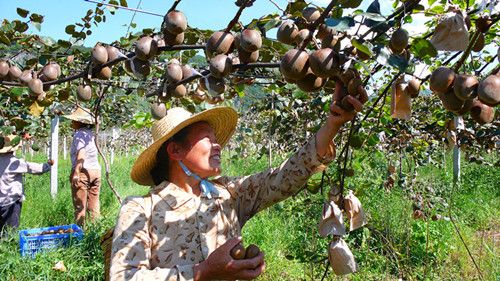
328 81 367 126
195 237 265 281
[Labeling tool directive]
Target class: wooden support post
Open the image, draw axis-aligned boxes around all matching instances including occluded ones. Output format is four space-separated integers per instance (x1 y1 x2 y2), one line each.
50 116 59 199
63 136 67 160
453 116 464 183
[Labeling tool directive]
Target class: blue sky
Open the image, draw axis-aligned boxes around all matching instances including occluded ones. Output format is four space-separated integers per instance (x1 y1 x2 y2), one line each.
0 0 378 47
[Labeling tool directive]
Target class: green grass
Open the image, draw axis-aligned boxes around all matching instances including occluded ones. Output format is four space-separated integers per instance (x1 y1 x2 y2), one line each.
0 150 498 281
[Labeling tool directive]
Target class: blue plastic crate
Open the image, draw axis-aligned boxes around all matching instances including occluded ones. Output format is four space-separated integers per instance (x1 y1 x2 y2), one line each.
19 224 84 257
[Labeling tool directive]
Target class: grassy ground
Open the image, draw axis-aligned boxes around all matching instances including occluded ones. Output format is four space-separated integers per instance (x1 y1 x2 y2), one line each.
0 149 498 281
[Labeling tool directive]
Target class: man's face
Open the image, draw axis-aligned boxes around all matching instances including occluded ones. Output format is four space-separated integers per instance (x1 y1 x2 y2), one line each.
180 122 222 178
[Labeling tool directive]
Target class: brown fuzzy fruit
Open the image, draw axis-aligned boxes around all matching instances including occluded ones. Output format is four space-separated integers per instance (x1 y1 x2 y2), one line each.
277 20 298 45
405 79 421 98
302 7 321 23
205 31 234 58
470 99 494 124
472 33 485 52
209 54 233 78
166 62 183 83
309 48 338 78
28 78 44 95
96 67 112 80
19 70 33 84
168 84 187 98
42 63 60 81
238 48 259 63
245 244 261 259
163 30 184 45
181 64 194 80
453 74 479 101
135 36 158 60
92 44 108 65
200 75 226 94
151 101 167 120
317 24 336 41
77 83 92 101
8 65 22 81
476 15 492 33
437 90 465 112
106 45 124 62
322 33 339 50
477 75 500 106
295 29 312 46
230 243 246 260
347 77 363 95
125 58 151 79
296 71 324 92
164 10 187 35
339 69 357 85
240 29 262 52
455 97 475 115
0 60 9 78
430 67 455 93
280 49 309 80
389 28 409 54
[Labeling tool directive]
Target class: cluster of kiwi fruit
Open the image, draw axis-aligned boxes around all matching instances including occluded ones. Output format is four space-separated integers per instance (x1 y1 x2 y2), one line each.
230 243 261 260
472 14 492 53
162 10 187 46
430 66 498 124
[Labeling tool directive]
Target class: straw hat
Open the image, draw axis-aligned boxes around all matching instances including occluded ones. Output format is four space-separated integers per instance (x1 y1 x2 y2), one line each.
0 135 22 154
62 107 96 125
131 106 238 186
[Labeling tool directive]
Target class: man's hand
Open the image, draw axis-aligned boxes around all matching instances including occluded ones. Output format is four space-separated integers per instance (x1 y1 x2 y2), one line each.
71 173 80 186
195 237 266 281
327 82 368 127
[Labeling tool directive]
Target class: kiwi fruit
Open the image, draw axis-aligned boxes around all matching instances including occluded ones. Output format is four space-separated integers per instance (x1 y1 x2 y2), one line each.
302 7 321 23
166 62 183 83
230 243 246 260
470 99 494 124
280 49 309 80
8 65 22 81
92 44 108 65
339 69 357 85
405 79 421 98
191 88 207 103
163 30 184 45
200 75 225 94
169 84 187 98
245 244 261 259
277 20 298 45
453 74 478 101
472 33 485 52
477 75 500 106
0 60 9 78
19 70 33 84
205 31 234 58
164 10 187 35
77 82 92 101
295 29 313 46
430 67 455 93
28 78 44 95
125 57 151 79
42 63 60 81
296 71 324 92
96 66 112 80
238 48 259 63
106 45 124 62
209 54 233 78
181 64 194 80
309 48 338 78
389 28 409 54
240 29 262 52
338 0 363 8
454 97 475 115
135 36 158 60
317 24 335 41
347 77 363 95
476 15 492 33
437 90 465 112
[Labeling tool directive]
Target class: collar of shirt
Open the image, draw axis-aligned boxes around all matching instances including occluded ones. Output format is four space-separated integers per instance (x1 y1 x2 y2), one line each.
152 181 222 210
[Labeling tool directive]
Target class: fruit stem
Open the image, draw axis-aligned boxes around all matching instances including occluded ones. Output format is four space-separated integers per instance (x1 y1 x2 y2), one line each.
167 0 181 13
225 0 251 33
453 31 480 73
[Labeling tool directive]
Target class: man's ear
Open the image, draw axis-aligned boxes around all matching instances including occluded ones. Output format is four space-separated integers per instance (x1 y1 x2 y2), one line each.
166 141 186 161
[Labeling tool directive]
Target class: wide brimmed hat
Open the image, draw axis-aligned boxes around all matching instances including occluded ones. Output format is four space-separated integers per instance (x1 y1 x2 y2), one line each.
0 135 22 154
62 107 95 125
131 106 238 186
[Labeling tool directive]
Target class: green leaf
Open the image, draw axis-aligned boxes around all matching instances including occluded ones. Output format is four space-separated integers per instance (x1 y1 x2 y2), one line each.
351 39 373 56
29 13 44 23
16 8 30 18
325 17 355 32
357 12 386 22
120 0 128 7
0 32 11 45
410 38 437 60
10 136 21 146
32 22 41 31
57 39 71 48
13 21 29 33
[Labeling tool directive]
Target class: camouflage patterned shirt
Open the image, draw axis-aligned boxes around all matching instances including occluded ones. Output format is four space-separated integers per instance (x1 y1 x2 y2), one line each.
110 136 335 281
